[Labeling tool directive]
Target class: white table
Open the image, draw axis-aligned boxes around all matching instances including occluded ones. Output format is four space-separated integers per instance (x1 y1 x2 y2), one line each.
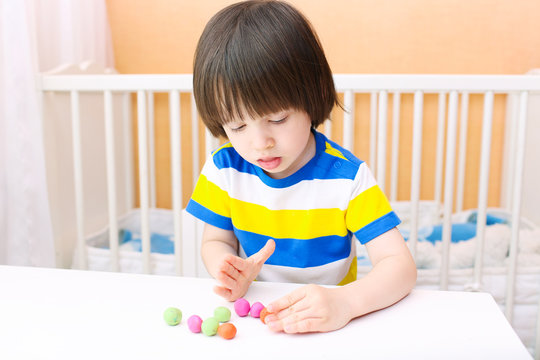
0 265 531 359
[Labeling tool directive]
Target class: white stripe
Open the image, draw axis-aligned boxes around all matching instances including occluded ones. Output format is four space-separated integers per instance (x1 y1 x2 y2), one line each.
202 159 377 211
350 162 378 199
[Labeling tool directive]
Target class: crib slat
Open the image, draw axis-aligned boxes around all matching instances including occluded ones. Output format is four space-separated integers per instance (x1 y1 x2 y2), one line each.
137 90 151 274
122 93 134 211
70 90 87 270
472 91 494 288
182 210 199 277
376 91 388 190
343 90 354 151
205 128 219 158
456 92 470 213
104 90 119 272
147 92 156 209
205 128 212 159
505 91 529 321
536 304 540 360
503 93 520 210
191 94 200 188
434 92 446 209
408 91 424 259
324 118 332 140
440 91 459 290
169 90 183 276
190 93 202 277
369 92 377 172
390 92 400 202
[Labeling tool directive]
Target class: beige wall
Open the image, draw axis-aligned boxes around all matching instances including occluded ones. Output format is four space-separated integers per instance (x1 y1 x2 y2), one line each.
106 0 540 209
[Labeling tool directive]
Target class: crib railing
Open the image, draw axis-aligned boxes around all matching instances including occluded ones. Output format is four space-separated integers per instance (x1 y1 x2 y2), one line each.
38 72 540 354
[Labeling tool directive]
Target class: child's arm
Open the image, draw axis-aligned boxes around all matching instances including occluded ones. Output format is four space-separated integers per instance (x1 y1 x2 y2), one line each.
201 223 275 301
264 228 416 333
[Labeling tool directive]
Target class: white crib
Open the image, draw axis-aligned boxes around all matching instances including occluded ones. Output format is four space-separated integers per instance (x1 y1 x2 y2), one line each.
38 63 540 357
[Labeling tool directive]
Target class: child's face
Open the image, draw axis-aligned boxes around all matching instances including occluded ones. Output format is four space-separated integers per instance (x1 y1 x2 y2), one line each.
223 108 315 179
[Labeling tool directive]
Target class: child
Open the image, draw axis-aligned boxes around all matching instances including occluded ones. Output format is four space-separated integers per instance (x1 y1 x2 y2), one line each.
187 0 417 334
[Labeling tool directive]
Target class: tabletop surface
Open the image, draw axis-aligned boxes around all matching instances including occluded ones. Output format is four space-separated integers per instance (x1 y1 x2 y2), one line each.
0 265 532 360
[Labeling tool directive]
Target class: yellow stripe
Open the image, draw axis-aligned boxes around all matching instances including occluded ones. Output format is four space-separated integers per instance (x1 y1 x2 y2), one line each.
212 142 233 155
346 185 393 233
191 174 231 218
230 198 347 239
325 141 348 160
337 257 357 285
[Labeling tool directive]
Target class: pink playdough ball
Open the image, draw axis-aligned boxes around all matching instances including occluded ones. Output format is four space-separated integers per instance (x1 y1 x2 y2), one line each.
187 315 203 333
250 302 265 318
234 298 251 317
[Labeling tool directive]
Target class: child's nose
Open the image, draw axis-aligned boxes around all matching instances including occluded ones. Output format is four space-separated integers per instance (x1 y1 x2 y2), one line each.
253 130 275 151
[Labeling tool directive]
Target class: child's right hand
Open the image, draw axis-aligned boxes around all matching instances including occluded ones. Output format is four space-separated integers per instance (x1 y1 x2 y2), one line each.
213 239 275 301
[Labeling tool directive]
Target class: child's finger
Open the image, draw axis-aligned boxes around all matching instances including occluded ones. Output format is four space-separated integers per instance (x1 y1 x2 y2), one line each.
219 257 241 279
282 316 321 334
267 285 306 314
272 299 310 321
223 254 248 272
267 308 316 333
265 317 284 331
250 239 275 265
215 270 237 289
265 296 309 326
213 285 233 300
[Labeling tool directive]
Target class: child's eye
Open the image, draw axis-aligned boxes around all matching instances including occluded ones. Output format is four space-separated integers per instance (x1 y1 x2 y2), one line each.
229 124 246 132
270 116 287 124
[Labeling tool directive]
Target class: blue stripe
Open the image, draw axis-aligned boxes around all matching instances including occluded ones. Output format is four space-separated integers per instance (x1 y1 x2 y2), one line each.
212 145 259 176
325 136 362 166
354 211 401 244
233 228 352 268
315 149 358 180
211 130 362 188
186 199 233 231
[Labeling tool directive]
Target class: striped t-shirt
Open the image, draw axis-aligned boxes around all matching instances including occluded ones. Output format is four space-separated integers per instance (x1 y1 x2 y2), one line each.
186 130 400 285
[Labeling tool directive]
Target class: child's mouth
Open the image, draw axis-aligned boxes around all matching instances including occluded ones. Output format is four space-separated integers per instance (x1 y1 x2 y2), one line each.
258 157 281 170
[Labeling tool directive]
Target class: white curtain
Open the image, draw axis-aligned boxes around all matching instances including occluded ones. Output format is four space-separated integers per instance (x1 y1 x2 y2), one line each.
0 0 114 267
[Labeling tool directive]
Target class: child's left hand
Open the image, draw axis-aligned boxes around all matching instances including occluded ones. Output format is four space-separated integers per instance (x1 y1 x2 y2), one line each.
264 284 352 333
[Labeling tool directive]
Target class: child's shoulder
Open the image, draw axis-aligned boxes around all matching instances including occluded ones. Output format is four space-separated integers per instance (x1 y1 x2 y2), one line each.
208 142 254 174
315 131 366 180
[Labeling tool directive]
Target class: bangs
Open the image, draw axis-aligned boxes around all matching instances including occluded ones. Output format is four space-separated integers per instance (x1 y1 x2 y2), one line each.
193 0 338 138
204 56 301 126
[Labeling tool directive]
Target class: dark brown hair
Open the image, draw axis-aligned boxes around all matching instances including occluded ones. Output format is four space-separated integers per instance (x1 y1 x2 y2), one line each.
193 0 339 138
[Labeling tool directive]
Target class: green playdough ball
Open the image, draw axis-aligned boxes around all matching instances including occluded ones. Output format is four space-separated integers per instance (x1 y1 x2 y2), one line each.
214 306 231 323
201 317 219 336
163 307 182 326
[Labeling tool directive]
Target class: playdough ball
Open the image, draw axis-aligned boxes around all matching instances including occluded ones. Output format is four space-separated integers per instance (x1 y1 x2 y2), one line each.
214 306 231 323
187 315 203 333
201 317 219 336
234 298 250 317
218 323 237 340
163 307 182 326
250 302 265 318
260 308 270 324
